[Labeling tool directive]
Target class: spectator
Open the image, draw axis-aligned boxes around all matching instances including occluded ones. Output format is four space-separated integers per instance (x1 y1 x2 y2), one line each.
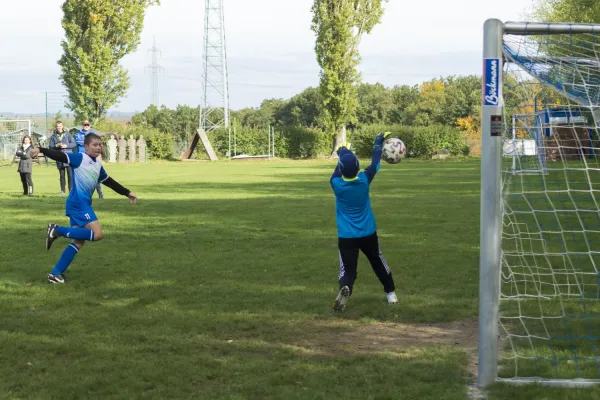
16 135 34 195
49 120 76 194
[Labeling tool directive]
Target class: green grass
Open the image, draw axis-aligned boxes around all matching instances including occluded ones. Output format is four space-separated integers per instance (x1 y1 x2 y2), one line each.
0 159 599 399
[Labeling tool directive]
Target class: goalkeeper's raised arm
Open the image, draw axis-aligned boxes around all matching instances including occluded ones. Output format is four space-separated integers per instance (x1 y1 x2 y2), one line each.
364 132 391 183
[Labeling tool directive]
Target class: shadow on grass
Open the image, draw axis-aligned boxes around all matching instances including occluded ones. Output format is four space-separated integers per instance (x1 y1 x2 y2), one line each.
1 310 471 399
2 276 474 399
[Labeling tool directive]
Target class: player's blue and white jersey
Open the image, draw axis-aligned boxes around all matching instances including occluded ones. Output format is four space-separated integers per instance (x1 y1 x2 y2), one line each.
64 152 108 215
331 171 377 239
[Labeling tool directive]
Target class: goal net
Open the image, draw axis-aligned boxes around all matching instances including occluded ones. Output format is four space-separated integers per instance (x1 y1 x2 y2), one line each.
0 120 33 166
480 20 600 388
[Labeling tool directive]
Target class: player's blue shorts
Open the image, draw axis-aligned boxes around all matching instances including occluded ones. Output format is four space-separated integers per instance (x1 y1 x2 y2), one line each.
68 210 98 227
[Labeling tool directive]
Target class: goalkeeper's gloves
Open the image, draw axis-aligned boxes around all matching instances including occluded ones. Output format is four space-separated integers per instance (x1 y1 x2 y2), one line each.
336 142 352 155
374 132 393 146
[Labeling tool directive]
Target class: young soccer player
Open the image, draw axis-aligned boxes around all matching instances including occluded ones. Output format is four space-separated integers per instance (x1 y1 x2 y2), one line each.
30 133 137 284
330 132 397 312
75 120 105 198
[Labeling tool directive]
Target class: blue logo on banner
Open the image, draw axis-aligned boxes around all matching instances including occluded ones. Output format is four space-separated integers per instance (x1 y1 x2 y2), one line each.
483 58 500 106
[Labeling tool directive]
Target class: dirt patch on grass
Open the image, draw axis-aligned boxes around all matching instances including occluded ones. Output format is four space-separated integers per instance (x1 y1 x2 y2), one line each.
290 319 479 377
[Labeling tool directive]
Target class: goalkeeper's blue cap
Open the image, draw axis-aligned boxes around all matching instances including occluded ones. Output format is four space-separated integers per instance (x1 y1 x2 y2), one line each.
339 152 359 179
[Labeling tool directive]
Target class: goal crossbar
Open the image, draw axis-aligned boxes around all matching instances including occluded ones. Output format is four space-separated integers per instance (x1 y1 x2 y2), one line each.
504 22 600 35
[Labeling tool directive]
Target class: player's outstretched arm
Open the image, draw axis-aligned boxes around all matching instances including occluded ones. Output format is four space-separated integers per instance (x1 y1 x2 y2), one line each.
31 147 69 163
101 177 137 204
364 132 390 183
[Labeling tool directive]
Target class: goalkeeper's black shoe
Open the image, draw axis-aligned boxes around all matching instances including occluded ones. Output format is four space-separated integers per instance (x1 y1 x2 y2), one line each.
46 223 58 250
333 286 350 313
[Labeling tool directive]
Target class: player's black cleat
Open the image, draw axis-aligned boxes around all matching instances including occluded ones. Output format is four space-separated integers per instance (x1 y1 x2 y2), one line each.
333 286 350 313
46 223 58 250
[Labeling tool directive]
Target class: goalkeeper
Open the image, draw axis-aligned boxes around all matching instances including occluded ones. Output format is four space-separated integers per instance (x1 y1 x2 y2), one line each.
329 132 397 312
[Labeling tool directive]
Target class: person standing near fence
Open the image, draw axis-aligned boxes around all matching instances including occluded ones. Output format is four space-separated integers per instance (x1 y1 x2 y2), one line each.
15 135 34 195
49 121 76 194
75 120 104 199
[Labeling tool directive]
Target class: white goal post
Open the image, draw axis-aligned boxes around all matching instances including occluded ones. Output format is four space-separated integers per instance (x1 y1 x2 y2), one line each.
480 19 600 388
0 120 33 166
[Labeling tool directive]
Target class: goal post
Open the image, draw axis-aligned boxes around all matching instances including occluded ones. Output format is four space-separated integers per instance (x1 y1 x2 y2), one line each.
479 18 504 388
0 120 33 166
480 19 600 388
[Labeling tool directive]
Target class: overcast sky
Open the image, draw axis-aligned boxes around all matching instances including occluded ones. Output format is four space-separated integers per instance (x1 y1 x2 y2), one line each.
0 0 537 114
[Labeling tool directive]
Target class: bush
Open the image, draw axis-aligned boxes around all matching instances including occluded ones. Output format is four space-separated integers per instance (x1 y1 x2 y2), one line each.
279 126 330 158
207 126 269 157
142 128 175 160
207 125 331 159
95 120 175 160
350 124 409 158
410 125 470 157
350 124 470 158
100 117 470 161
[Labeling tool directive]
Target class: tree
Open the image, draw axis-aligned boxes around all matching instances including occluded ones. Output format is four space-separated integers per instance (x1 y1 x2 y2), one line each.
173 105 200 141
389 84 420 124
456 115 481 155
356 83 393 125
232 99 287 128
311 0 388 154
276 87 323 128
404 79 447 126
439 75 481 126
533 0 600 23
58 0 160 122
131 104 160 127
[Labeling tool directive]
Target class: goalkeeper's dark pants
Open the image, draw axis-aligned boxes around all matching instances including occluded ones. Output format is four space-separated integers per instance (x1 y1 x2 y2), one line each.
338 232 395 295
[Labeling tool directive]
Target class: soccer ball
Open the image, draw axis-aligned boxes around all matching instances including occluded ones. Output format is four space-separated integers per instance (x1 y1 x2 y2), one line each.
382 137 406 164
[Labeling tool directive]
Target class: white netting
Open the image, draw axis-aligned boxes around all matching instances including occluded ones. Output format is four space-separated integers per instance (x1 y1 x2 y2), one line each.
0 120 32 165
499 28 600 383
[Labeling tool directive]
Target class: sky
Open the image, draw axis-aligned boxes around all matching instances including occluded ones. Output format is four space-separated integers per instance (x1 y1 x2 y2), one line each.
0 0 539 115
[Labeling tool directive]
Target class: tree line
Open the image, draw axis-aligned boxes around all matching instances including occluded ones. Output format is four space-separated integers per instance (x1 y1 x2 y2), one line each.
57 0 598 159
122 76 479 159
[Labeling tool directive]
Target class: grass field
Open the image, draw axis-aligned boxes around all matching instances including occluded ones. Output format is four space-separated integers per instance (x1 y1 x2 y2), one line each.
1 159 599 399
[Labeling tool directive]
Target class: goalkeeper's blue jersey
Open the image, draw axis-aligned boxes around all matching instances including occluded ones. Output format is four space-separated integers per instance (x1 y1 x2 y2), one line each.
330 171 377 239
64 152 108 215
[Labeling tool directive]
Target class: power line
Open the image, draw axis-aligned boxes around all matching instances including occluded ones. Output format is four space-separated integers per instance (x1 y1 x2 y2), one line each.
163 74 294 89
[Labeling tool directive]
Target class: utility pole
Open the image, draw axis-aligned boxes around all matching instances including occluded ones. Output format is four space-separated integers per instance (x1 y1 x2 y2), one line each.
200 0 230 133
183 0 229 161
146 37 164 107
